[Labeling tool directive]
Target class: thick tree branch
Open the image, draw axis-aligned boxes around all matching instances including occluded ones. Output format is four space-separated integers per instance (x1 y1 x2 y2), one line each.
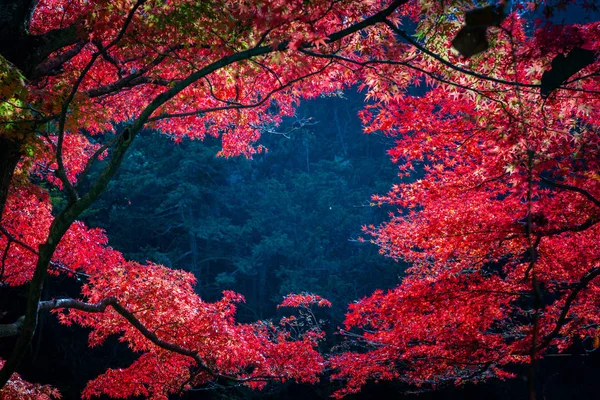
0 18 84 79
540 176 600 208
536 217 598 237
85 45 184 98
38 297 213 374
148 62 333 122
383 19 539 89
32 40 86 79
0 316 24 338
74 135 121 189
536 267 600 352
36 297 274 383
0 297 214 373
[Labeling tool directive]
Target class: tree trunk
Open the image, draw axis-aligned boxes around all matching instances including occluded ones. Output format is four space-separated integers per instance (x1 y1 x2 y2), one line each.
0 136 22 221
304 139 310 173
333 106 348 157
258 262 266 318
187 207 199 276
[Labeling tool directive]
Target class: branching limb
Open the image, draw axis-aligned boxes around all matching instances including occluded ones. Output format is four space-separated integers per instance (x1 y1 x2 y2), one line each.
32 40 86 79
148 63 333 122
74 134 121 189
383 19 538 89
0 225 89 278
540 176 600 208
0 316 24 338
537 217 598 237
55 0 146 204
536 267 600 352
36 297 283 383
85 44 184 98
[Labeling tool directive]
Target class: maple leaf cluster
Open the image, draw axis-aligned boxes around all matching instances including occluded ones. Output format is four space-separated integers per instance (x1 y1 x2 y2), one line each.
329 3 600 397
0 359 61 400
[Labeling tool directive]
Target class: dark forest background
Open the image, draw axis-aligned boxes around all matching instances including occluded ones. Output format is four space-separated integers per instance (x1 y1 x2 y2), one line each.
82 91 402 320
1 91 599 399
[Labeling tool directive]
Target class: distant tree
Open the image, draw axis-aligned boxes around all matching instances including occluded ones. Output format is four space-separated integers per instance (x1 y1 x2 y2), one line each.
83 98 399 319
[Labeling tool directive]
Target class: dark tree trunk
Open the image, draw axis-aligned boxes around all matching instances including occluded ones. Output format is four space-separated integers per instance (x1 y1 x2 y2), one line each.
0 0 82 79
0 136 22 220
186 206 200 275
258 262 266 318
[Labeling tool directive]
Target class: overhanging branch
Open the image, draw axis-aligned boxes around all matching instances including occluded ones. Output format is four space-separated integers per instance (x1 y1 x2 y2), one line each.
536 266 600 352
540 176 600 209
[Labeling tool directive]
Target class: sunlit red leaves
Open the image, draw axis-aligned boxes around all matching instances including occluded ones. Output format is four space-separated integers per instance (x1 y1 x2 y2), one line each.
52 261 327 398
0 184 125 285
326 1 600 396
331 272 526 397
0 359 61 399
278 293 332 309
31 132 104 186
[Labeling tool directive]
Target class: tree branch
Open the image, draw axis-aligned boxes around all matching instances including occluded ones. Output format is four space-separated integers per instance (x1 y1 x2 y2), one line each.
0 16 84 79
383 19 539 89
537 217 598 237
0 316 24 339
32 40 86 79
540 176 600 208
74 134 121 189
148 62 333 122
36 297 276 383
55 0 146 204
0 224 89 279
85 45 184 98
536 267 600 352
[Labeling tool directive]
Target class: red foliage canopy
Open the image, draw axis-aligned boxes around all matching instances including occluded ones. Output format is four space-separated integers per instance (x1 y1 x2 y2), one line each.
330 3 600 398
0 0 599 398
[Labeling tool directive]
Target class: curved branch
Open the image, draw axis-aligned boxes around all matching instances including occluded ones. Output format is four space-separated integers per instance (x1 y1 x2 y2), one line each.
383 19 539 89
0 316 24 339
148 62 333 122
37 297 280 383
540 176 600 208
0 225 89 278
536 267 600 352
38 297 212 373
85 45 184 98
537 217 598 237
32 40 86 79
55 0 146 204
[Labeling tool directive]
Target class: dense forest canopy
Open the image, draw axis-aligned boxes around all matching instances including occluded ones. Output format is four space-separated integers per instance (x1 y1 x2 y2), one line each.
81 95 401 317
0 0 599 399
